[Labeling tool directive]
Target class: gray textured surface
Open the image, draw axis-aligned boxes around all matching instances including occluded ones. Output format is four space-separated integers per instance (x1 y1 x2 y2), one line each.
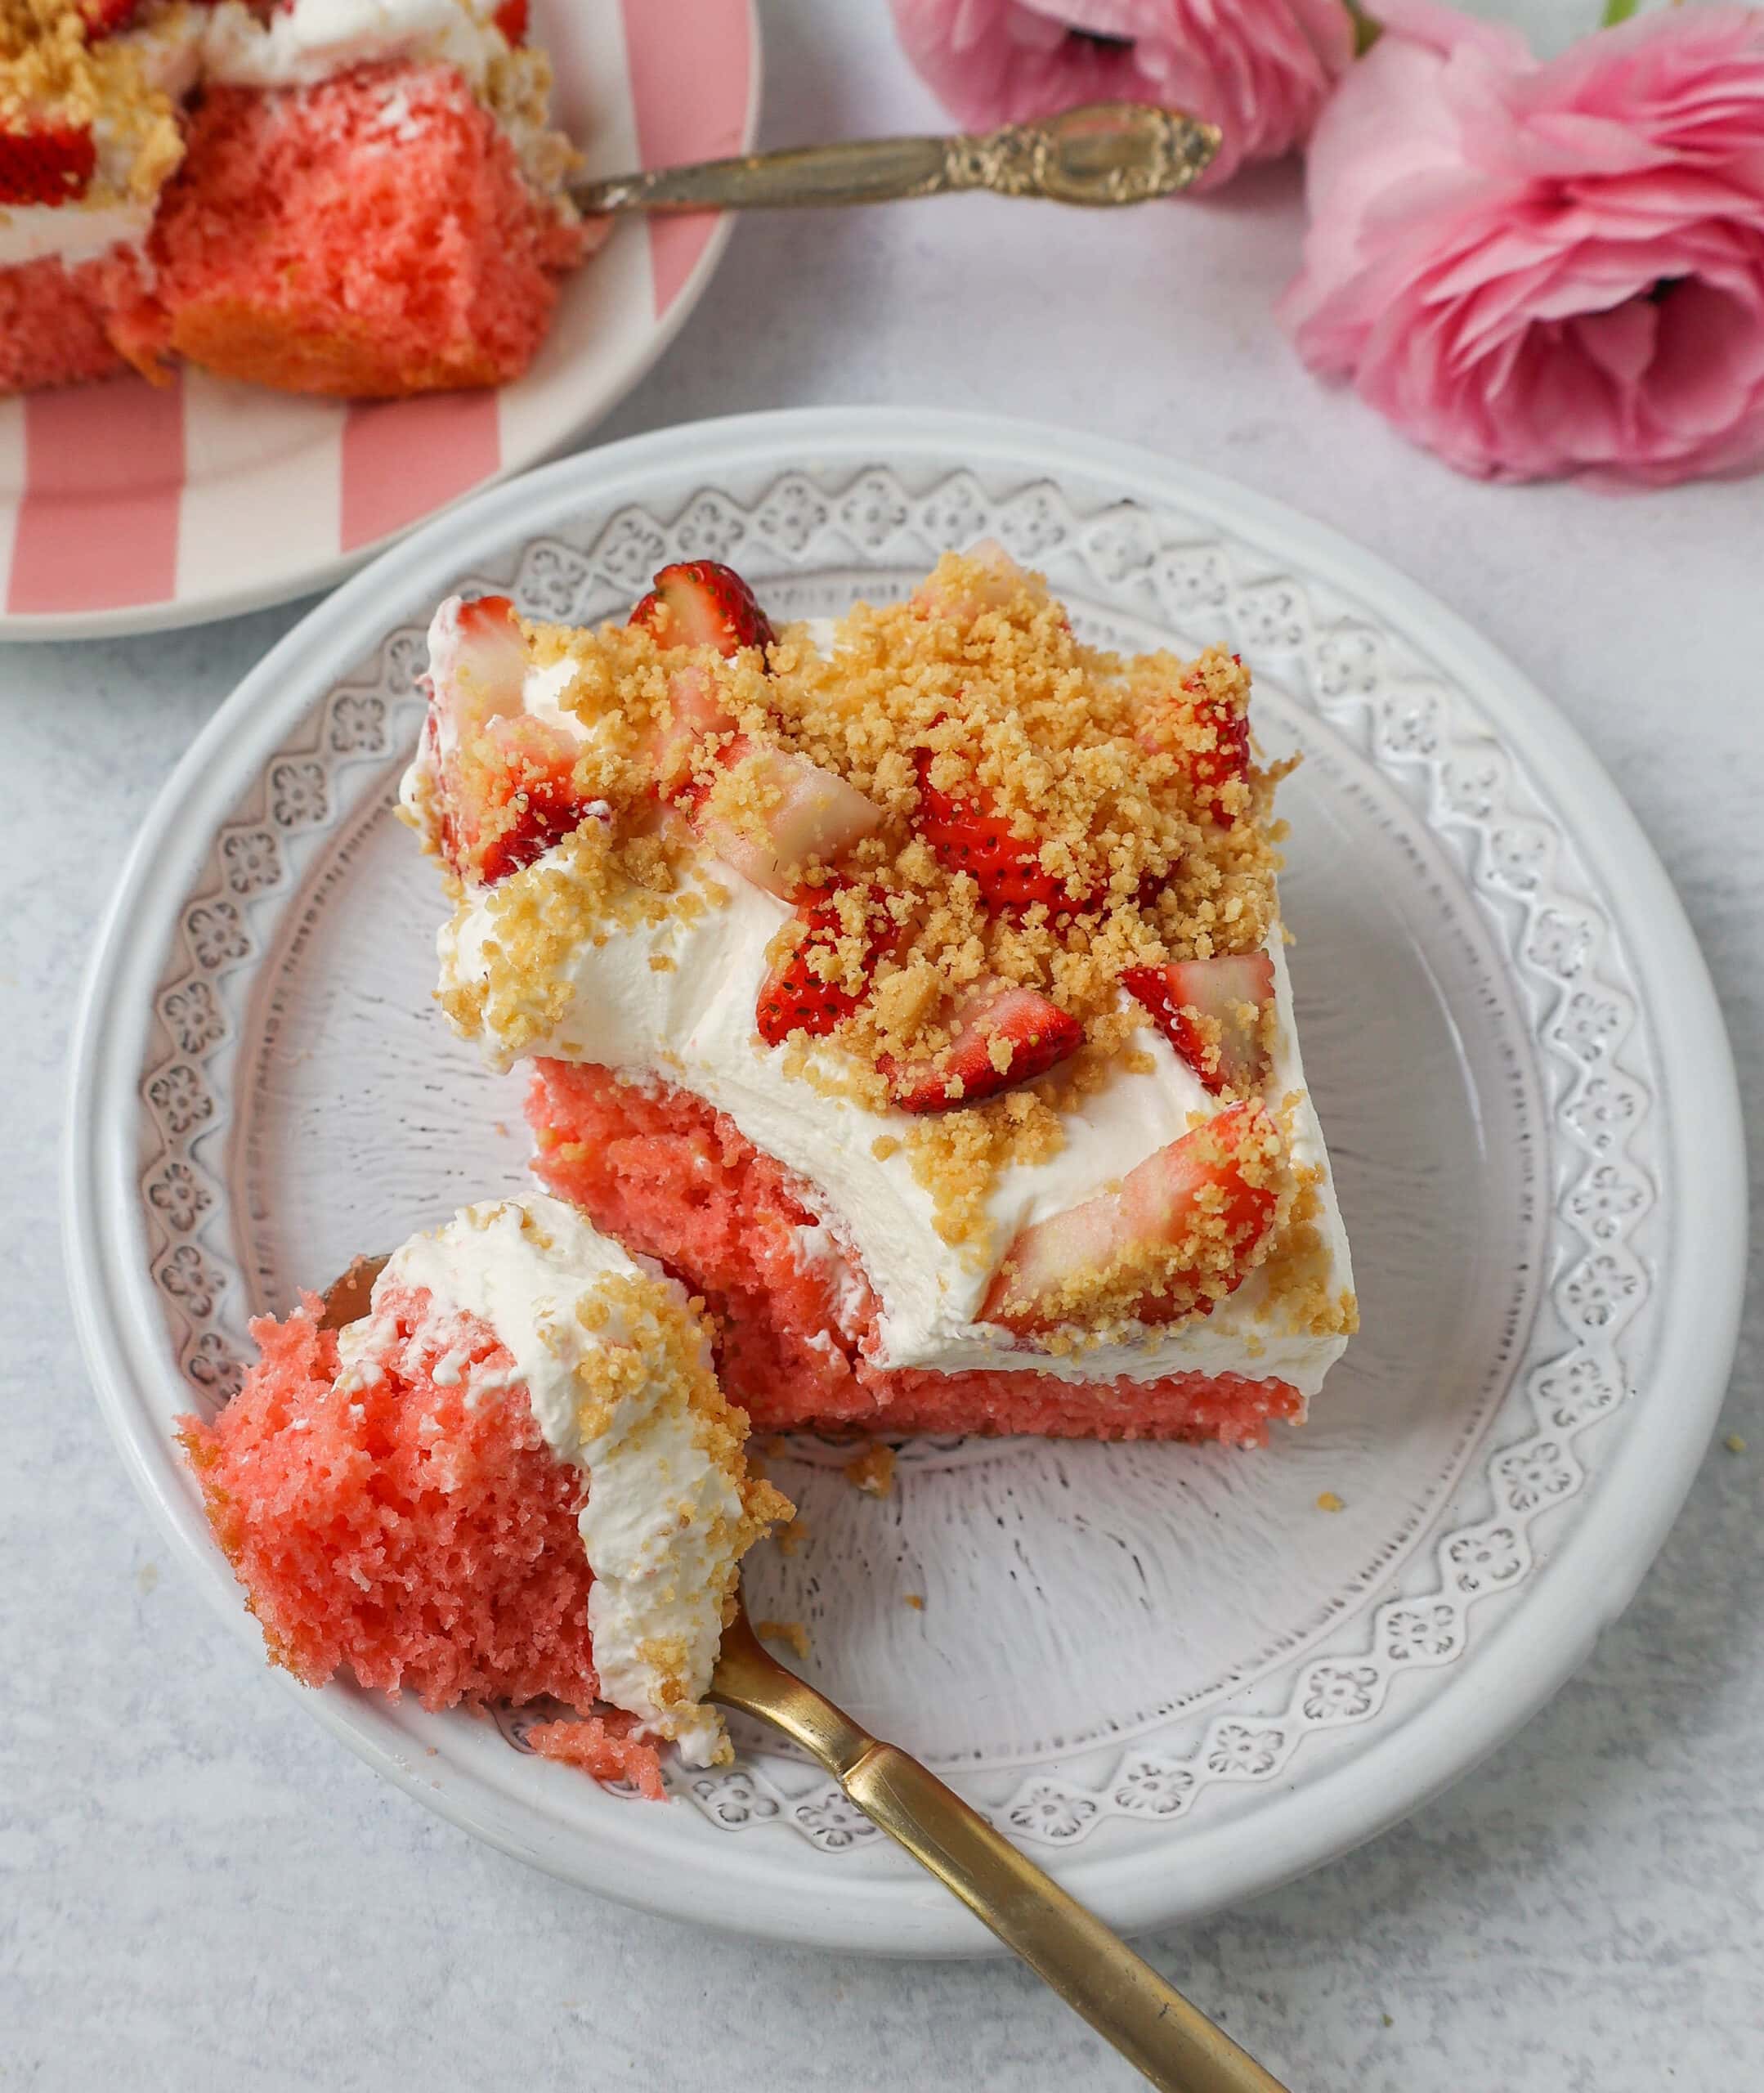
4 3 1760 2086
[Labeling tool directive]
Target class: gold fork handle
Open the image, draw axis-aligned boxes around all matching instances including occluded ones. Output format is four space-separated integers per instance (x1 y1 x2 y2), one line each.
571 102 1220 215
710 1617 1287 2093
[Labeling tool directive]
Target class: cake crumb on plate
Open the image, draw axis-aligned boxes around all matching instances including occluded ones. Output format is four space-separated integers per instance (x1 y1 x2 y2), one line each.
755 1618 810 1661
844 1444 896 1496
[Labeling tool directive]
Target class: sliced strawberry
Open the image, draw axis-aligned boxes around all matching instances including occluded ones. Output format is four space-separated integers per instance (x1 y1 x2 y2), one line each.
474 722 598 886
428 593 527 746
492 0 529 41
1187 691 1251 826
912 749 1079 913
980 1102 1282 1332
642 667 740 807
419 594 601 884
1141 671 1251 827
0 124 96 208
882 983 1082 1114
456 592 520 642
911 539 1036 621
692 741 884 899
1123 952 1275 1095
755 885 896 1046
79 0 141 35
629 561 775 658
434 713 597 888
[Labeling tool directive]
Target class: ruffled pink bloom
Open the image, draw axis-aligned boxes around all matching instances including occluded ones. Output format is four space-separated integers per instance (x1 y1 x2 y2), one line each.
1281 0 1764 486
889 0 1354 188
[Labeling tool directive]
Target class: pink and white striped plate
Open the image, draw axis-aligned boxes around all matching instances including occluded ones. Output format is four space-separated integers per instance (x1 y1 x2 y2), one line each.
0 0 759 639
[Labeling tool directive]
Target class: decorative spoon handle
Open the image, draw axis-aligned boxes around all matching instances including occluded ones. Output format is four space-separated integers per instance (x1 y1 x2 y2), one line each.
710 1609 1288 2093
571 101 1220 214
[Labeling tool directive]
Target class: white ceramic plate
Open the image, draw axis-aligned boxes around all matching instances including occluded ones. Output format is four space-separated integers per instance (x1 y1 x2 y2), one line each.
66 409 1745 1953
0 0 759 639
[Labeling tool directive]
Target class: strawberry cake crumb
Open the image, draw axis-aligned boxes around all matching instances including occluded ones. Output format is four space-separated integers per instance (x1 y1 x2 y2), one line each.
844 1443 896 1496
526 1714 667 1799
179 1198 790 1787
0 253 126 389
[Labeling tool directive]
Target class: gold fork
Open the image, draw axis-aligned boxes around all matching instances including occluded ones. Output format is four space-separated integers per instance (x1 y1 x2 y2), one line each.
320 1260 1287 2093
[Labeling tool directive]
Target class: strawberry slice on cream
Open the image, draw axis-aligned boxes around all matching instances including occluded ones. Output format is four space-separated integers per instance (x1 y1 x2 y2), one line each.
629 560 776 659
687 738 885 901
880 983 1083 1114
980 1103 1283 1334
414 594 602 887
1123 952 1276 1096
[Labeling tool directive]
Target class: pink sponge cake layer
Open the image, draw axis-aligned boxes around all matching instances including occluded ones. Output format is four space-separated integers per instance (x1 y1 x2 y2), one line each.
529 1060 1305 1449
0 257 128 393
109 64 588 397
178 1278 664 1794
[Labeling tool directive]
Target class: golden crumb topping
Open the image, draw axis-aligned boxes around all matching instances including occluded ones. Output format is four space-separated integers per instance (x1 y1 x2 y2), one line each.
754 1618 809 1662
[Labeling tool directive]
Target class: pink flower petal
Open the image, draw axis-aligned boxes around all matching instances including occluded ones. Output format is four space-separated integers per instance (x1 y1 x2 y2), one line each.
1279 0 1764 485
890 0 1354 189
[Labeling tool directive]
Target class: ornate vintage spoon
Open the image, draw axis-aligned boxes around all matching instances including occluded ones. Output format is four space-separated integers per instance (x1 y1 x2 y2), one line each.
571 101 1220 216
319 1257 1285 2093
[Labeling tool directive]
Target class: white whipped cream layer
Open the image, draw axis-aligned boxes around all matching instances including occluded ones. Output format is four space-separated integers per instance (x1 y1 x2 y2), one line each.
441 873 1352 1397
351 1195 749 1766
416 620 1354 1400
202 0 504 94
0 196 151 270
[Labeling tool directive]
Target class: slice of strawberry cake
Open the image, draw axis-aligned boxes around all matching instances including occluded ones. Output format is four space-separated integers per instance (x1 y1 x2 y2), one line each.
401 548 1358 1447
2 0 593 397
180 1195 790 1782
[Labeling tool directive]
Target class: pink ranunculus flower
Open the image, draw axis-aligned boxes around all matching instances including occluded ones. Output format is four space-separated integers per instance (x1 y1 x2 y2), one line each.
889 0 1356 188
1280 0 1764 486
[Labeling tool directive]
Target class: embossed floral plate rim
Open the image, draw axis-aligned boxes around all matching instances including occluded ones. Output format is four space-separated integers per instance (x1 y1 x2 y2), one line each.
65 409 1746 1953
